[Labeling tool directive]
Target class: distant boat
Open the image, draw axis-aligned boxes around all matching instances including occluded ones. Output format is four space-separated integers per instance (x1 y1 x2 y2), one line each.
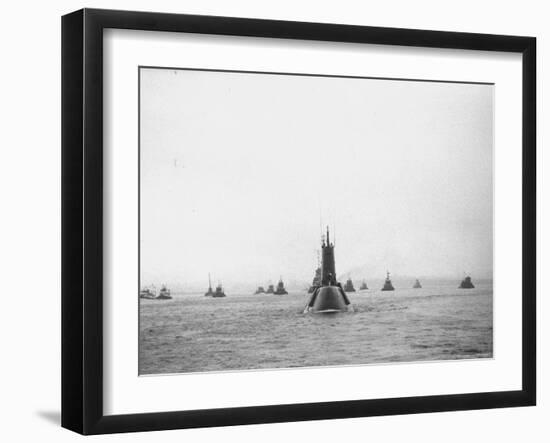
308 266 322 293
413 279 422 289
381 271 395 291
459 276 475 289
254 286 266 294
359 280 368 290
343 278 356 292
212 282 226 297
204 273 214 297
274 277 288 295
139 287 156 299
266 284 274 294
156 285 172 299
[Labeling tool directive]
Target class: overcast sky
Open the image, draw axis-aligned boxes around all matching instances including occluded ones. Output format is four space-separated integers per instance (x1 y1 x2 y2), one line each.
140 68 493 288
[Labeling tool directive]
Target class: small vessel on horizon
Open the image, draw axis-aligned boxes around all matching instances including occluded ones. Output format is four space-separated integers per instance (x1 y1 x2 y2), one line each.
308 251 322 293
139 286 157 299
266 284 274 294
381 271 395 291
274 277 288 295
156 285 172 299
343 278 356 292
204 273 215 297
359 280 368 290
212 282 226 297
413 279 422 289
459 275 475 289
308 266 322 293
254 286 266 295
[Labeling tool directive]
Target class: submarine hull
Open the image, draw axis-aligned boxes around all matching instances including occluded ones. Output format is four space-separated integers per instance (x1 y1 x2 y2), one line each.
305 286 352 313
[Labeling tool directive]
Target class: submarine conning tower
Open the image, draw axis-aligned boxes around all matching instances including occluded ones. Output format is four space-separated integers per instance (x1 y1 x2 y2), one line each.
305 227 352 313
321 227 337 285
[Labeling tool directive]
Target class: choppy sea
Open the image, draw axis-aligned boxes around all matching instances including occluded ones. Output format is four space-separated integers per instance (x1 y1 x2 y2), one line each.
139 281 492 375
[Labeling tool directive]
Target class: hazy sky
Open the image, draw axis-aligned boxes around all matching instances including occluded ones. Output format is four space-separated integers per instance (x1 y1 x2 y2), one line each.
140 68 493 288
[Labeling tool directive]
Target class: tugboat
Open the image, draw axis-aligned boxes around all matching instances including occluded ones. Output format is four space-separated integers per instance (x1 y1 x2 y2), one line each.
156 285 172 299
308 266 322 293
254 286 266 295
343 277 356 292
139 286 157 299
212 282 226 297
459 275 475 289
266 283 274 294
304 227 352 313
413 279 422 289
308 251 322 293
204 273 215 297
359 280 368 290
274 277 288 295
381 271 395 291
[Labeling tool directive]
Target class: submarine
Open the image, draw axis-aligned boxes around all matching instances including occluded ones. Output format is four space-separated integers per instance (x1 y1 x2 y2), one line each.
304 227 352 313
459 275 475 289
204 273 214 296
343 277 356 292
274 277 288 295
359 280 368 290
381 271 395 291
254 286 266 294
413 279 422 289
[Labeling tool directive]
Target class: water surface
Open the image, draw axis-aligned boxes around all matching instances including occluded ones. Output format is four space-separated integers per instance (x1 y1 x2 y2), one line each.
139 282 492 375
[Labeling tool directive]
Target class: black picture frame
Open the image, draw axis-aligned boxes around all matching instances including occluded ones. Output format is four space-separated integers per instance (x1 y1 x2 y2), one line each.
62 8 536 435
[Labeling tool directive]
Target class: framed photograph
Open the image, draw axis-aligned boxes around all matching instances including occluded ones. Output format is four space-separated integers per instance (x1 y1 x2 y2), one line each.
62 8 536 435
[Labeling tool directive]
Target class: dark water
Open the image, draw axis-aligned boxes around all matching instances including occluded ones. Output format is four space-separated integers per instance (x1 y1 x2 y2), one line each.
139 282 492 375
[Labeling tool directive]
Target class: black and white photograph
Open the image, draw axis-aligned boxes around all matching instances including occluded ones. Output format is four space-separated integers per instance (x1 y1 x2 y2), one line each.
0 0 545 438
138 67 494 375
